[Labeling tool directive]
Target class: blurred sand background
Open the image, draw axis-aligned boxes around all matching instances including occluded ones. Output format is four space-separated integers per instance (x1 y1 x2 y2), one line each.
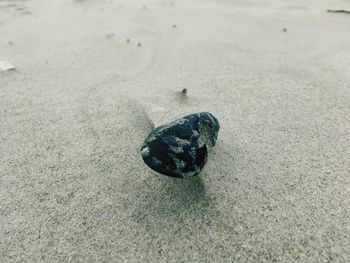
1 0 350 262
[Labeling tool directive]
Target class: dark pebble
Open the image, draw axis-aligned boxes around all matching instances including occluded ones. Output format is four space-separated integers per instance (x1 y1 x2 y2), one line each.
141 112 220 178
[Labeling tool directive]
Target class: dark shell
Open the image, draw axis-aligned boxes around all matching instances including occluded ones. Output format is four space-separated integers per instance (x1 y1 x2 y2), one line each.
141 112 220 178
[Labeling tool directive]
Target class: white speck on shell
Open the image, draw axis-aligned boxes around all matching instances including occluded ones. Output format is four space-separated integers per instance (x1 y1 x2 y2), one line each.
152 157 161 165
170 145 184 154
141 147 151 157
175 137 190 146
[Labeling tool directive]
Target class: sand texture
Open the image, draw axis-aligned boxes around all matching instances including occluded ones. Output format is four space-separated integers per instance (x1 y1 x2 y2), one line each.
1 0 350 262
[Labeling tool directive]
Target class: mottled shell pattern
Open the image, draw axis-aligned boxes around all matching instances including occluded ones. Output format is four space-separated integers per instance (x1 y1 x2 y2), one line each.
141 112 220 178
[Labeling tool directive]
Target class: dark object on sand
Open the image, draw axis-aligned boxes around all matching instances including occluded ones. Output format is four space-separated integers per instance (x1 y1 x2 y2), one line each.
126 38 131 43
173 24 177 28
181 88 187 95
141 112 220 178
282 28 287 32
137 42 142 47
105 33 114 39
327 9 350 14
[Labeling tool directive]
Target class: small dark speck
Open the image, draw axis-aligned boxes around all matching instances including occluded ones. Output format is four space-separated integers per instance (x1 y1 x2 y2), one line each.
8 41 14 45
182 88 187 95
126 38 131 43
327 9 350 14
172 24 177 28
105 33 114 39
137 42 142 47
282 27 287 32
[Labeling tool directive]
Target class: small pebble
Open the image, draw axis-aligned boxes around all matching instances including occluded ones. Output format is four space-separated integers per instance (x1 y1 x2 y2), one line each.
0 61 15 71
172 24 177 28
141 112 220 178
181 88 187 95
282 27 287 32
137 42 142 47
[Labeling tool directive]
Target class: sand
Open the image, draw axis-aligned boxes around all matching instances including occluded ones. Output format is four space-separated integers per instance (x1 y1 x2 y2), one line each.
1 0 350 262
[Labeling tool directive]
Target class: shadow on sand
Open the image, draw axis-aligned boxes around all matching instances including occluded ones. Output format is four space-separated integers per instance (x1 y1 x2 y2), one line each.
127 172 216 226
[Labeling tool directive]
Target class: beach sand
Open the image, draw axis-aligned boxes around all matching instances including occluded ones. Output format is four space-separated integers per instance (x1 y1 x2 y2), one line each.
1 0 350 262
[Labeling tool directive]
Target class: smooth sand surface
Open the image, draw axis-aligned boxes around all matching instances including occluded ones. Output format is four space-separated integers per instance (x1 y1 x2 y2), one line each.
1 0 350 262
